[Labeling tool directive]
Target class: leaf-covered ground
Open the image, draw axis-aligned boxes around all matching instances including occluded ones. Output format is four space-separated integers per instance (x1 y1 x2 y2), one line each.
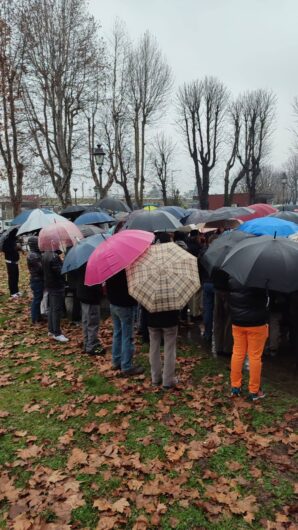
0 256 297 530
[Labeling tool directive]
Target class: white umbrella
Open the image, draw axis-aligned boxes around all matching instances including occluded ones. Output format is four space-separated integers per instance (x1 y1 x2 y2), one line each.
17 209 66 235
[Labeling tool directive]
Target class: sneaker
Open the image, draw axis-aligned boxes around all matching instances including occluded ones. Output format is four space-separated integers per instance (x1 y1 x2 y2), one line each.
111 364 121 371
152 379 162 387
231 387 241 397
53 334 69 343
88 345 106 356
248 389 266 402
48 332 54 338
10 293 19 299
121 366 144 377
163 377 179 390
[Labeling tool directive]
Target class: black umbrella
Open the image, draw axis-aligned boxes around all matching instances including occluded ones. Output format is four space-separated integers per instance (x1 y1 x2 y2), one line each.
206 206 254 222
159 206 186 220
182 209 212 225
0 226 18 251
61 205 87 220
201 230 254 275
270 211 298 224
124 210 182 232
96 197 131 213
221 236 298 292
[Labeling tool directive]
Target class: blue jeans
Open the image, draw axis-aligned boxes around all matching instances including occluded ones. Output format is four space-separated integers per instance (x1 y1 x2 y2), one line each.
110 304 135 371
203 282 214 340
30 279 44 323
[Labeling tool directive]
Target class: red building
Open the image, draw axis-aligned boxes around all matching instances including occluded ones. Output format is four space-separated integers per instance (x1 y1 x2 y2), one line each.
208 193 250 209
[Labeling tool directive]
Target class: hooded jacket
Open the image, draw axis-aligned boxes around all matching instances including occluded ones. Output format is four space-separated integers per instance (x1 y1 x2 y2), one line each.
75 265 102 305
42 251 65 291
228 278 268 327
27 236 43 281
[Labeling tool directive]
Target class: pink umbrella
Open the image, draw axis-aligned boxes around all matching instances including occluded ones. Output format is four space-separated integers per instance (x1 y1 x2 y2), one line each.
237 203 277 222
38 220 83 251
85 229 154 286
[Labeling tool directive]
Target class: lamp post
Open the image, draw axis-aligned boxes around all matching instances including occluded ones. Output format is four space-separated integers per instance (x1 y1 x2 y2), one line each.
73 187 78 205
92 144 106 194
281 173 287 211
93 186 100 202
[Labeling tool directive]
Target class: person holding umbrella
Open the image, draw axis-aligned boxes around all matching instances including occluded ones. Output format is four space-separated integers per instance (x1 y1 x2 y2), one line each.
27 236 44 323
2 229 22 299
228 278 269 401
42 249 69 343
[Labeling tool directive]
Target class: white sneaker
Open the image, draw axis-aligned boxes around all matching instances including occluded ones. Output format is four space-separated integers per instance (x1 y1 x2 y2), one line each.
54 334 69 343
11 294 19 299
48 332 54 338
16 291 23 297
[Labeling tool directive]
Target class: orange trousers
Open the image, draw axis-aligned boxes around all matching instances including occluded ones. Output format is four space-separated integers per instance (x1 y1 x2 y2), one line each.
231 324 268 394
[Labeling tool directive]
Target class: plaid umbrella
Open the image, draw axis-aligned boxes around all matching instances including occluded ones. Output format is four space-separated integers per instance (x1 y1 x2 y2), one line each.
126 242 200 312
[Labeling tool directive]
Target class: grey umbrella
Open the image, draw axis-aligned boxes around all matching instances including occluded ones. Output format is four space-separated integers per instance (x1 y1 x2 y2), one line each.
123 210 182 232
270 211 298 224
222 235 298 292
183 206 254 225
96 197 131 213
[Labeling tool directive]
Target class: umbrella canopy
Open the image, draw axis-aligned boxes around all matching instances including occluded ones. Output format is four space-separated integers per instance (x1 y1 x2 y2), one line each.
11 208 53 226
17 209 66 235
237 203 277 221
96 197 131 213
200 230 254 275
60 205 86 219
203 218 241 230
183 206 253 225
222 236 298 292
238 216 298 237
270 211 298 224
0 226 18 251
159 206 186 220
62 233 110 274
126 242 201 312
85 229 154 285
38 220 83 251
124 210 182 232
74 211 114 225
143 205 157 211
79 224 105 238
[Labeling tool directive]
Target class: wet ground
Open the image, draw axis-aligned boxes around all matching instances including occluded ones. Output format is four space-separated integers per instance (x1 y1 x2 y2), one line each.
179 322 298 396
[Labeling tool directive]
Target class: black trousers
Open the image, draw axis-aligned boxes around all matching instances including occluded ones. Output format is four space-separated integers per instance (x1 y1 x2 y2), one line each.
6 262 19 295
48 290 64 336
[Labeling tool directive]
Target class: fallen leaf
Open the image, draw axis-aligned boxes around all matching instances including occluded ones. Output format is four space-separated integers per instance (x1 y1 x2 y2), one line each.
111 497 130 513
67 448 88 469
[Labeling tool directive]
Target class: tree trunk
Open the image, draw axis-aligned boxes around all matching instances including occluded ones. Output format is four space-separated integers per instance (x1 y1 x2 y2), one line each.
200 165 209 209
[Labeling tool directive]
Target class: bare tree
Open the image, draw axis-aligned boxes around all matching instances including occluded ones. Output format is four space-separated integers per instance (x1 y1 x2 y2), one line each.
224 89 276 205
99 20 134 207
127 32 172 207
0 0 27 216
177 76 228 209
149 133 175 205
20 0 103 207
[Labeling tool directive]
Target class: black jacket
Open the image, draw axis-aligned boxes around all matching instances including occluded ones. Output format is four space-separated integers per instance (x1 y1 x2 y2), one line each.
213 269 230 291
27 237 43 281
147 310 179 328
228 278 268 327
106 270 137 307
75 266 102 305
42 251 65 291
3 237 19 262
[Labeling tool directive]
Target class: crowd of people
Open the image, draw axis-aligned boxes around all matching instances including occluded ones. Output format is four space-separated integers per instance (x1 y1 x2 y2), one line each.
1 226 297 402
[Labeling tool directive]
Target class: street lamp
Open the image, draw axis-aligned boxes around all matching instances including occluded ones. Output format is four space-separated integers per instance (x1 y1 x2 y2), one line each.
73 187 78 205
93 186 100 202
93 143 106 186
281 173 287 210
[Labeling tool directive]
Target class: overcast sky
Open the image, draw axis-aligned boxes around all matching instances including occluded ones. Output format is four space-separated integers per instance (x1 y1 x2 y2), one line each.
88 0 298 193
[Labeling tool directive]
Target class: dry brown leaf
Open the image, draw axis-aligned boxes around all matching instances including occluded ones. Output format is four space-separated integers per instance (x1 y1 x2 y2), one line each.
96 516 118 530
132 515 148 530
12 515 33 530
111 497 130 513
93 499 112 511
67 447 88 469
164 443 186 462
17 445 42 460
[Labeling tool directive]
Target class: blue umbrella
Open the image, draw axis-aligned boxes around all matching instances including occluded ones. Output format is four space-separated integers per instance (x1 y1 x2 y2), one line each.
74 211 115 225
11 208 53 226
159 206 186 220
238 216 298 237
62 233 111 274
